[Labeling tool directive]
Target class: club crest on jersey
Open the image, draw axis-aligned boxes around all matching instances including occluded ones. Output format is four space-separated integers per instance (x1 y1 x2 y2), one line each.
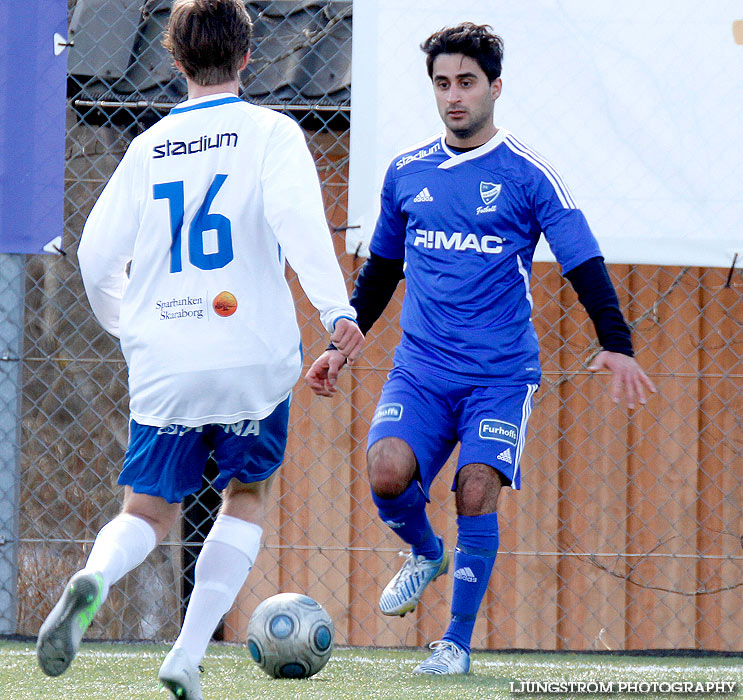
480 182 501 204
477 181 501 215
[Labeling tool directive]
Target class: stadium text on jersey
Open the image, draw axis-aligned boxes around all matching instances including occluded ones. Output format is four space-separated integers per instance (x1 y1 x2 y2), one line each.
394 142 441 170
152 132 238 159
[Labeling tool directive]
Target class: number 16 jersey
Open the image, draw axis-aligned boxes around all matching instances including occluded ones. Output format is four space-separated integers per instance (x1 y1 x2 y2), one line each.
78 94 355 427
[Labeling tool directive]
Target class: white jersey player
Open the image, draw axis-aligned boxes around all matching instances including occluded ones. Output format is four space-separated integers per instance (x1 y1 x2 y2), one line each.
36 2 363 699
78 92 355 427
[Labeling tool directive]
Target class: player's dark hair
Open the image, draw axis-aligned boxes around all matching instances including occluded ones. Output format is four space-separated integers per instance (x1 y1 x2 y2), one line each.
163 0 253 86
421 22 504 83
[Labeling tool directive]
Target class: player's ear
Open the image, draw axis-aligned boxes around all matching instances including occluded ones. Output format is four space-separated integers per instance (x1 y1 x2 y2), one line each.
239 50 250 71
491 77 502 101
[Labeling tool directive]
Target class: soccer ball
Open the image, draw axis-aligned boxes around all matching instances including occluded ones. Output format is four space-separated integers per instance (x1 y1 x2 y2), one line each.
246 592 334 678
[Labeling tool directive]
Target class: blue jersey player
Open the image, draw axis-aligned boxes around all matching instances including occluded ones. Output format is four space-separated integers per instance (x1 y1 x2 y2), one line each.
307 23 655 675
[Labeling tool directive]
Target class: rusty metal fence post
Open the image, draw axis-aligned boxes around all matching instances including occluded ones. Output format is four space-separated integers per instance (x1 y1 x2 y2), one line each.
0 254 24 634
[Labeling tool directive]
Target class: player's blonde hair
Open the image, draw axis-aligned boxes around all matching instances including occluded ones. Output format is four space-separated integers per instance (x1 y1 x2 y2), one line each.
163 0 253 86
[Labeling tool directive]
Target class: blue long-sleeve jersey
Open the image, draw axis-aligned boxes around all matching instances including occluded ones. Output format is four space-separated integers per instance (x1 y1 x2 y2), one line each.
369 128 602 385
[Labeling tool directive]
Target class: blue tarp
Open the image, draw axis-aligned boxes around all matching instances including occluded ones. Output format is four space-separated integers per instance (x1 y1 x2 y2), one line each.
0 1 67 254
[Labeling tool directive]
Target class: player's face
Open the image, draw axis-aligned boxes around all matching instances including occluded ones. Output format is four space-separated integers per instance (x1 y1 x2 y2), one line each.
431 53 501 148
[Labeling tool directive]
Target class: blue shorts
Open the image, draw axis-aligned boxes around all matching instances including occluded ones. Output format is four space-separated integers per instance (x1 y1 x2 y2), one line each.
119 395 291 504
367 367 538 498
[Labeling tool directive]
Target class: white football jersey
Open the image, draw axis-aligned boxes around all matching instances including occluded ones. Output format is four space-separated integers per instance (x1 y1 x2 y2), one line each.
78 93 356 427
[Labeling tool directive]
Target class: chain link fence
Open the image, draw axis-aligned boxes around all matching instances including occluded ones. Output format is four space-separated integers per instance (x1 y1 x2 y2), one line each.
7 0 743 653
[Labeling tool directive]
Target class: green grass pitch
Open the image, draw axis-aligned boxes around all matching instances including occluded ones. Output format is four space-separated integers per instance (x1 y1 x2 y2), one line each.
2 639 742 699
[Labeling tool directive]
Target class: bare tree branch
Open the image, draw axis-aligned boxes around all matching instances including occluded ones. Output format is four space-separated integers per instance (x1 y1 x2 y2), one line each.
568 528 743 597
542 266 691 393
249 3 352 78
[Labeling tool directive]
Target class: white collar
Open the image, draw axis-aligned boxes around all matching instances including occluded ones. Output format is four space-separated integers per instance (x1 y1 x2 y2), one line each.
438 128 510 169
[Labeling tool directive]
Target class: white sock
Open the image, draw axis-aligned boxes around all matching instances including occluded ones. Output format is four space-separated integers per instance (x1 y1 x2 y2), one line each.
173 514 262 667
81 513 157 601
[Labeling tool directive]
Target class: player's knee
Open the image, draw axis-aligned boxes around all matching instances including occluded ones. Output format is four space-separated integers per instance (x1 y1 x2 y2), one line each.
368 460 409 498
123 502 180 541
369 470 408 499
221 475 275 522
367 438 416 498
456 463 502 516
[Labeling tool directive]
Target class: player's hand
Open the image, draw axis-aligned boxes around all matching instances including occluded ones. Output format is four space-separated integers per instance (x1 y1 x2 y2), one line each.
589 350 656 409
330 319 364 363
305 349 348 396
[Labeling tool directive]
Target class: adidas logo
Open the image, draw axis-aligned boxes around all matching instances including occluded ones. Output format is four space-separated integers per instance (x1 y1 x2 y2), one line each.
497 448 512 464
413 187 434 203
454 567 477 583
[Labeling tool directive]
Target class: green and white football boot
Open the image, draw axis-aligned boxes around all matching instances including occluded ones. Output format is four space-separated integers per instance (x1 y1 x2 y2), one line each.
37 571 104 677
159 648 204 700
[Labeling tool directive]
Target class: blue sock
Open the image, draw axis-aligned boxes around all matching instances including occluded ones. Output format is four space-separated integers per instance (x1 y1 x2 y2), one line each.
372 481 442 560
443 512 499 655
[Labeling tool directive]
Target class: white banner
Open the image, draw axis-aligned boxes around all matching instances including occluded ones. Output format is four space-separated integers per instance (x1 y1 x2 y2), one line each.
348 0 743 268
